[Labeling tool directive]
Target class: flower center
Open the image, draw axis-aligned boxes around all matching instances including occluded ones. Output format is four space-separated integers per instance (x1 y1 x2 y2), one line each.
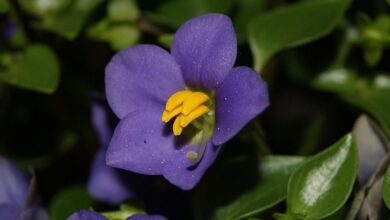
161 90 215 163
161 90 211 136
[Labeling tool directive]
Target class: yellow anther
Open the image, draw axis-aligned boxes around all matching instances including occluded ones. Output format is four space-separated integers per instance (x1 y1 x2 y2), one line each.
182 92 210 115
161 105 183 122
165 90 192 112
173 115 183 136
162 90 211 136
180 105 210 127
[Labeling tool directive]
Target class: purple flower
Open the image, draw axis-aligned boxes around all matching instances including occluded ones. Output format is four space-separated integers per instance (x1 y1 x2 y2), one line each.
105 13 269 189
88 100 134 204
67 210 107 220
0 156 48 220
67 210 166 220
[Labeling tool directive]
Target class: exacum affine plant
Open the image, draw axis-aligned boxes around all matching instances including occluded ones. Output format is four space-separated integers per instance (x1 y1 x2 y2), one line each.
0 156 48 220
67 210 166 220
105 13 269 189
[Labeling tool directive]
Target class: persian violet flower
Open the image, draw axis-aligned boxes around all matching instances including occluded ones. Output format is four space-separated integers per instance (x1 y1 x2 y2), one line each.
0 156 48 220
88 100 134 204
105 13 269 189
67 210 166 220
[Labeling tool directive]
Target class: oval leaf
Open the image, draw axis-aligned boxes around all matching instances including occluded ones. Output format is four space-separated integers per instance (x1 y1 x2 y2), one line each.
0 44 60 94
215 156 305 220
248 0 351 71
287 133 357 219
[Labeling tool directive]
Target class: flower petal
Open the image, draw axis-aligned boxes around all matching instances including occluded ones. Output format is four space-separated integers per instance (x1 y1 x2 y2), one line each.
106 108 179 175
171 13 237 89
105 44 185 119
67 210 107 220
163 143 221 190
91 101 114 146
88 148 134 204
0 156 29 207
106 109 220 189
0 203 21 220
213 67 269 145
126 214 167 220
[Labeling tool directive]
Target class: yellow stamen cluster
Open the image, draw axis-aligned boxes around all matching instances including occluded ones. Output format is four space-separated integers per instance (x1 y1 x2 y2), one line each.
162 90 210 136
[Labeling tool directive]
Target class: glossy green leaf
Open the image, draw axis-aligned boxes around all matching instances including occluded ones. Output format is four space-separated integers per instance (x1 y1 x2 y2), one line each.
286 133 357 219
313 69 390 138
248 0 351 71
382 166 390 209
102 204 144 220
50 185 93 220
146 0 230 28
0 44 60 94
214 156 305 220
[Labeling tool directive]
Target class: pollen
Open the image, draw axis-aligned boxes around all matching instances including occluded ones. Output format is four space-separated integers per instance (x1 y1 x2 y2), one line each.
162 90 210 136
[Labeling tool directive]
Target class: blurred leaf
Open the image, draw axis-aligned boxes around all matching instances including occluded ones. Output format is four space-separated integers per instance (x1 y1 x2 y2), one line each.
39 0 103 39
214 156 304 220
50 185 93 220
353 115 388 185
286 133 357 219
102 204 144 220
107 0 139 22
358 15 390 66
0 44 60 94
158 34 174 48
146 0 230 28
363 45 382 66
88 19 140 51
19 0 71 16
314 69 390 139
0 0 9 13
233 0 266 43
248 0 351 72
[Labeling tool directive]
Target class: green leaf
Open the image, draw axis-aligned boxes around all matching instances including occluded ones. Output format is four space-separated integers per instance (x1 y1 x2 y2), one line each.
248 0 351 72
286 133 357 219
107 0 139 22
214 156 305 220
146 0 230 28
19 0 71 16
0 44 60 94
88 19 140 51
50 185 93 220
0 0 9 13
102 204 144 220
313 69 390 139
39 0 104 39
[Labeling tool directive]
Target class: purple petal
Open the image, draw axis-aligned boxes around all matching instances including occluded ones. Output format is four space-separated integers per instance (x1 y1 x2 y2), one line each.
106 109 220 190
0 156 29 207
67 210 107 220
213 67 269 145
163 143 221 190
91 102 114 146
105 44 185 119
126 214 167 220
88 148 133 204
0 203 21 220
171 13 237 89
